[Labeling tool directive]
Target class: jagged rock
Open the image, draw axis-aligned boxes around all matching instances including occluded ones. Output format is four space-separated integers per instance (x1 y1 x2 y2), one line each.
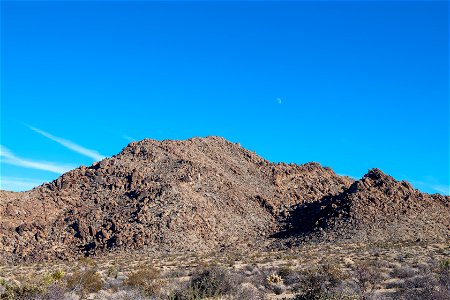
0 137 448 262
280 168 449 244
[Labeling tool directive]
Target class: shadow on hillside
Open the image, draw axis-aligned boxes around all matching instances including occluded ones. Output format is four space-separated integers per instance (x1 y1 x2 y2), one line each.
271 197 333 239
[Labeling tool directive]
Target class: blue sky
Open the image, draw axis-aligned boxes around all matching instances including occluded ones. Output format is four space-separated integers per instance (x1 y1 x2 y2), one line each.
1 1 448 195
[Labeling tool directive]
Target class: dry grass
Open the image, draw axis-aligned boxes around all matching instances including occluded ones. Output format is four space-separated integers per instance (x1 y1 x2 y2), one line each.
0 241 449 299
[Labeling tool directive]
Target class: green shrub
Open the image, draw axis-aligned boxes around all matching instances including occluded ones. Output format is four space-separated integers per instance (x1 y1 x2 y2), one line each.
0 281 43 300
107 266 119 279
42 270 65 285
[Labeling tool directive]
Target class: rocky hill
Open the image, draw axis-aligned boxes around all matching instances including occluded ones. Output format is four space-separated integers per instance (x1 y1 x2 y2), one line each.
276 169 450 245
0 136 448 261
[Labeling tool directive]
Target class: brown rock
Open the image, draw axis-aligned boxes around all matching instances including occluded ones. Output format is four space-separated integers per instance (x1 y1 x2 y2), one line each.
0 137 448 262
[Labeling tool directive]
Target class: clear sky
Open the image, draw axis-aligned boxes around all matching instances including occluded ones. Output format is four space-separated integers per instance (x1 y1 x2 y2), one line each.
1 1 449 195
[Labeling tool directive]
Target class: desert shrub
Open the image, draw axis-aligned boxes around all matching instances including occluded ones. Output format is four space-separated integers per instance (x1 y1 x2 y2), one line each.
391 260 450 300
165 268 187 278
352 262 382 299
293 264 348 300
244 264 258 273
32 283 66 300
0 271 68 300
77 256 97 267
265 272 285 295
416 263 432 274
104 278 123 293
0 281 44 300
441 260 450 269
228 270 246 288
283 270 302 287
124 267 161 296
51 270 64 282
278 266 295 279
167 288 186 300
243 267 267 290
272 284 285 295
438 259 450 292
189 266 233 297
292 265 349 300
117 289 149 300
372 259 390 269
384 280 403 289
266 273 283 285
394 275 443 300
41 270 65 286
3 277 68 300
170 266 237 299
66 268 102 297
232 284 265 300
107 266 119 279
390 266 417 279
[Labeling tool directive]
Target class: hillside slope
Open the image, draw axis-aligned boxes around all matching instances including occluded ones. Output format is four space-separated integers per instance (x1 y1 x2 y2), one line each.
0 137 352 261
279 169 450 244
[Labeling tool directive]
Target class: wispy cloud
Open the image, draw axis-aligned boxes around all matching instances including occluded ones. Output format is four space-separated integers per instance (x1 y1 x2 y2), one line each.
28 126 105 161
0 145 75 174
338 173 361 180
409 179 450 196
122 134 136 142
428 184 450 195
0 176 48 191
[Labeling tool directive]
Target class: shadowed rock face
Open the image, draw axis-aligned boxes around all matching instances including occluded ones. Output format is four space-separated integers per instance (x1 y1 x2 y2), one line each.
277 168 450 244
0 136 448 261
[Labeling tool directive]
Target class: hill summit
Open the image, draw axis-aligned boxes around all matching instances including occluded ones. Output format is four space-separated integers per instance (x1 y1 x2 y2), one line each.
0 136 448 261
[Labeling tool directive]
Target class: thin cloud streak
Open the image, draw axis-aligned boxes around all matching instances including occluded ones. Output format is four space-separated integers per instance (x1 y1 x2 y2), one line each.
429 184 450 195
0 145 74 174
409 179 449 196
122 134 136 142
0 176 48 191
28 126 105 161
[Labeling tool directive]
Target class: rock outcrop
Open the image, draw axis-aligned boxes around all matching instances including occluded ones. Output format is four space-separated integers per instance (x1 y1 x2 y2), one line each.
0 137 351 261
0 136 448 262
280 169 450 243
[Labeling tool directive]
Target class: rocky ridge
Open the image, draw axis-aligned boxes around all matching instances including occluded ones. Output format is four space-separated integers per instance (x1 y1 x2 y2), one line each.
278 169 450 245
0 136 448 261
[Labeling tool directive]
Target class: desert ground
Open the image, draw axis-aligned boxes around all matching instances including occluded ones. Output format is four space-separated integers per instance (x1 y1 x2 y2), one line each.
1 138 449 299
1 240 449 300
